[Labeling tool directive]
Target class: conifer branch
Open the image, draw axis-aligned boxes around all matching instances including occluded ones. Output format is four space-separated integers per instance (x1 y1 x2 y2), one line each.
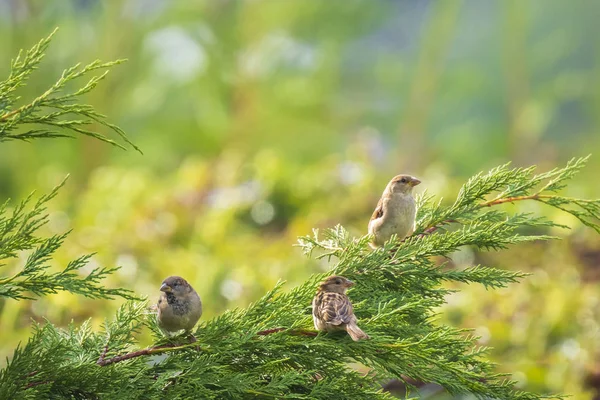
415 156 599 236
97 327 319 367
0 178 135 301
0 30 138 303
479 193 552 206
256 327 319 337
0 28 141 153
97 342 208 367
1 34 592 394
2 31 595 400
84 158 592 394
256 327 287 335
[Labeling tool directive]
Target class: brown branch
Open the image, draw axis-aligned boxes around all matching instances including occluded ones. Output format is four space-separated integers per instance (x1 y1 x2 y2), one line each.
0 106 23 122
256 328 286 335
256 327 318 337
97 344 109 365
97 342 202 367
97 327 318 367
0 86 55 123
417 193 556 237
21 371 52 390
416 219 457 237
479 193 552 207
24 380 52 390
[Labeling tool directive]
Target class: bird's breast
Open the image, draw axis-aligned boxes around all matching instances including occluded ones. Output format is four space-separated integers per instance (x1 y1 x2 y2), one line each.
379 194 416 237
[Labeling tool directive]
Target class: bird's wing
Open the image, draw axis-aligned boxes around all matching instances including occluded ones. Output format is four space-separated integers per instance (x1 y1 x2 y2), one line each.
317 292 355 326
370 197 384 221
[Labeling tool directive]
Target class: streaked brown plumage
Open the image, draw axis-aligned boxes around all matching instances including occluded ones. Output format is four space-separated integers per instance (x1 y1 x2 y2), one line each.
312 275 369 341
368 174 421 248
157 276 202 334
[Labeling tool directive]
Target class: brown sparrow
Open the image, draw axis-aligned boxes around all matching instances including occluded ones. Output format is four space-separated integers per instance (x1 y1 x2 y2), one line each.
368 175 421 248
312 275 369 341
157 276 203 334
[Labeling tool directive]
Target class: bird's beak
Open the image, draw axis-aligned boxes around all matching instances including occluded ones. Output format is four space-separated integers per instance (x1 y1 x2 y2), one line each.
345 280 355 288
410 178 421 187
160 283 172 293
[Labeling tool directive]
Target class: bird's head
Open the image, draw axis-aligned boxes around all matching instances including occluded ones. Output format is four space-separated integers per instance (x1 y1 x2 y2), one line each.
160 276 193 297
389 175 421 194
319 275 355 294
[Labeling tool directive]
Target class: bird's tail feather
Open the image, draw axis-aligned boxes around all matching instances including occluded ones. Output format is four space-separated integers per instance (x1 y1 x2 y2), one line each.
346 323 369 341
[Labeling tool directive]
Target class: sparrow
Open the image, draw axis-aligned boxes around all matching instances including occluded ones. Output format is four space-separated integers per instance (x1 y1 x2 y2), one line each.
157 276 203 334
368 174 421 248
312 275 369 341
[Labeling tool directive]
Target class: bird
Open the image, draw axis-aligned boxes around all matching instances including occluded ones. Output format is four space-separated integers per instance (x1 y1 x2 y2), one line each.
157 276 203 335
312 275 369 341
368 174 421 248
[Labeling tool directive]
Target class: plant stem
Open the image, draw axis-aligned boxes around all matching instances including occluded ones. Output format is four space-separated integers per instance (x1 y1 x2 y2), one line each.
97 328 318 367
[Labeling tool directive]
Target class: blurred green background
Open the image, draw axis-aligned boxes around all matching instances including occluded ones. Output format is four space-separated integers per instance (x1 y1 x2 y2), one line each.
1 0 600 398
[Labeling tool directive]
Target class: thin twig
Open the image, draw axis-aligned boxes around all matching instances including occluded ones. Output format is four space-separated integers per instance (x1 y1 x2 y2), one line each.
97 328 318 367
418 193 555 237
21 371 51 390
97 342 203 367
256 328 287 335
417 219 457 238
97 343 109 365
256 328 318 337
479 193 552 207
0 106 24 122
24 380 51 389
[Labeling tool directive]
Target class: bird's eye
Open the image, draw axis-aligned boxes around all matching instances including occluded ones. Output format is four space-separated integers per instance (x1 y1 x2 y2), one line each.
400 178 407 183
335 279 342 285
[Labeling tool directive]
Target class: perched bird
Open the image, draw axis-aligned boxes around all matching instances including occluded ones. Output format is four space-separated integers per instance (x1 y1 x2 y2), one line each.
312 275 369 341
368 174 421 248
157 276 203 334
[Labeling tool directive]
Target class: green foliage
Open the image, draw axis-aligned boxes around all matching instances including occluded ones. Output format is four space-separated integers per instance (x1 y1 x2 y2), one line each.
415 156 599 237
1 9 599 399
3 156 598 399
0 29 139 152
0 31 137 302
0 178 134 301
